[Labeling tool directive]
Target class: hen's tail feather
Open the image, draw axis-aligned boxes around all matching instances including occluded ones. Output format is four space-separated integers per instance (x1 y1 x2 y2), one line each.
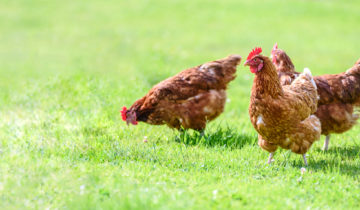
303 67 312 76
302 68 317 90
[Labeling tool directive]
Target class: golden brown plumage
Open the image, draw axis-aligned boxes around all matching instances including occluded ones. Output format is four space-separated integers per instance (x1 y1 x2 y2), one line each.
122 55 241 131
315 104 358 136
245 48 320 165
271 44 360 150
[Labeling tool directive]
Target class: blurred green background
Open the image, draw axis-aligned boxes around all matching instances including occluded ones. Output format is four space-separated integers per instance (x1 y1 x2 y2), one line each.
0 0 359 209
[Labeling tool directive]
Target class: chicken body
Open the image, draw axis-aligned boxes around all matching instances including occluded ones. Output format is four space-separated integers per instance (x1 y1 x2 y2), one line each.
245 52 321 165
272 46 360 150
123 55 241 131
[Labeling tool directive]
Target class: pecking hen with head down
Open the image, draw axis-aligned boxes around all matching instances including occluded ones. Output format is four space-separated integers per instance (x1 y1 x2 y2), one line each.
121 55 241 132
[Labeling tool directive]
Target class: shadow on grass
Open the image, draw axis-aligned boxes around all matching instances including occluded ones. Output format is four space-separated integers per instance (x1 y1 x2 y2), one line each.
289 146 360 177
314 146 360 159
175 127 257 149
307 160 359 177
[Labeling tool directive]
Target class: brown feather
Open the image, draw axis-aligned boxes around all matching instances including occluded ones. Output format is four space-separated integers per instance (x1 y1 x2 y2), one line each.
272 48 360 137
127 55 241 130
248 55 320 155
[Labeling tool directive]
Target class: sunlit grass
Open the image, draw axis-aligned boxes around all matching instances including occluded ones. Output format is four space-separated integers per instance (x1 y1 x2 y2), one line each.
0 0 360 209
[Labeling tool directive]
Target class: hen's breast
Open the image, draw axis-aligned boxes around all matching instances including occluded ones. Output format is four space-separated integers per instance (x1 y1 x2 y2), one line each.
249 97 299 143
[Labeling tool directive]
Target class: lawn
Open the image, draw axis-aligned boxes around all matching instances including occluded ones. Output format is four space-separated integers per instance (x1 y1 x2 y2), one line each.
1 0 360 209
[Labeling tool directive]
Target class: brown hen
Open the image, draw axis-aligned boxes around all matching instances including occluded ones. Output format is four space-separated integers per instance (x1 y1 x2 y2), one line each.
271 44 359 150
245 47 321 166
121 55 241 132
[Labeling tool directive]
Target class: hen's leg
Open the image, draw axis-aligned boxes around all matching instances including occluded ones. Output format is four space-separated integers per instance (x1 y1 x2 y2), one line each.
302 154 308 166
267 152 274 164
323 135 330 151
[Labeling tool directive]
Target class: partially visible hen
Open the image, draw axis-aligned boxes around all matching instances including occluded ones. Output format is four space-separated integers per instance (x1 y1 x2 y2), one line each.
245 47 321 166
356 58 360 66
271 43 359 150
121 55 241 132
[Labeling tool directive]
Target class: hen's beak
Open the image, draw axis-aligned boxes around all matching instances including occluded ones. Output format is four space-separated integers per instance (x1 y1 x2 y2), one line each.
244 60 250 66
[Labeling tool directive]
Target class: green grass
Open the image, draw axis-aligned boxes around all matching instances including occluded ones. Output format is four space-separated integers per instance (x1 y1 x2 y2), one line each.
1 0 360 209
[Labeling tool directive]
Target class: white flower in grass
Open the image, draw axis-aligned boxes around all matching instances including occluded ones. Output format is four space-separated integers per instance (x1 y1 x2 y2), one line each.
212 189 218 199
301 167 306 175
80 185 85 195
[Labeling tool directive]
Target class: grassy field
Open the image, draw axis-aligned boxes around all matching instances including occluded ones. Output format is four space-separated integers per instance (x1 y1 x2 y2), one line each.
1 0 360 209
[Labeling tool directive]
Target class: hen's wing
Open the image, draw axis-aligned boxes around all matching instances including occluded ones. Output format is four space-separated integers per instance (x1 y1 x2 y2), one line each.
282 68 318 120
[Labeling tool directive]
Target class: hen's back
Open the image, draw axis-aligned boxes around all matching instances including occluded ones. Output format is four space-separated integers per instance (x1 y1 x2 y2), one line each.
315 64 360 105
142 55 241 108
134 55 241 130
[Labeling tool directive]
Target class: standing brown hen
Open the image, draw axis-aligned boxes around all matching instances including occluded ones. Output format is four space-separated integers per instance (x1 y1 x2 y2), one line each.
271 43 360 150
244 47 321 166
121 55 241 132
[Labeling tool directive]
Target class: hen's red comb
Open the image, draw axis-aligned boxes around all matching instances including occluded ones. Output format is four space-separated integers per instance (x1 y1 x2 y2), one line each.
121 106 127 121
272 43 278 52
247 47 262 60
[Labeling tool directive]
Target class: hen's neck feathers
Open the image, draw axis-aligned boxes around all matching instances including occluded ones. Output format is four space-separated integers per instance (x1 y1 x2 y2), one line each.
130 97 146 114
277 52 295 73
252 56 284 98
